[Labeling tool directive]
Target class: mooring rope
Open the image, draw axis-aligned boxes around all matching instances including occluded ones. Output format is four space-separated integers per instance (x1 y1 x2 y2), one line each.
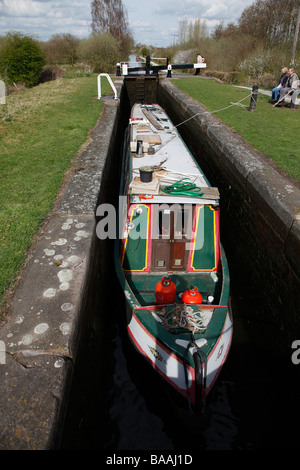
174 92 253 129
183 332 208 414
160 304 212 333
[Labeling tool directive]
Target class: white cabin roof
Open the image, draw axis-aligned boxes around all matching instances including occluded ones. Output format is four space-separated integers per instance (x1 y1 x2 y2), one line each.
128 104 219 205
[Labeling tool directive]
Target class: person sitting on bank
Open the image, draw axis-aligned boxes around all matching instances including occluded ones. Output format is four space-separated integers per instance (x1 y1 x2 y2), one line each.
271 67 289 102
195 53 205 75
277 67 300 105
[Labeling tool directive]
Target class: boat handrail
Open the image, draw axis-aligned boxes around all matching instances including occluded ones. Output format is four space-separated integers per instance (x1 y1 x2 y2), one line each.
97 73 118 100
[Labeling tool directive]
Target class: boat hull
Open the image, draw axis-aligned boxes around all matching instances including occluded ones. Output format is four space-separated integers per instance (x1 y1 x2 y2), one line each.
126 303 232 405
114 102 233 410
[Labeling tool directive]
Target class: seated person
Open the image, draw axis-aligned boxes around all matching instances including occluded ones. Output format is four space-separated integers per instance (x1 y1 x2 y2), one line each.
271 67 288 101
278 67 300 103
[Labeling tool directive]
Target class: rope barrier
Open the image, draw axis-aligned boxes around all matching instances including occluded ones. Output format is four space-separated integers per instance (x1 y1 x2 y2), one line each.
142 91 253 154
174 92 253 129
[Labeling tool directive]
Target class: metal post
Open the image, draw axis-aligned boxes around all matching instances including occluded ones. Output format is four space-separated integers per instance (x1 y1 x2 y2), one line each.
249 85 258 111
146 56 151 75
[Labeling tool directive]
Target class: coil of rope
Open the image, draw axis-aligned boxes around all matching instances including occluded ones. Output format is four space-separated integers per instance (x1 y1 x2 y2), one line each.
161 178 203 197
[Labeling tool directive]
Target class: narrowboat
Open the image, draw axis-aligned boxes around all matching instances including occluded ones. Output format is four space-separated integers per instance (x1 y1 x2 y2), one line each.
114 103 232 413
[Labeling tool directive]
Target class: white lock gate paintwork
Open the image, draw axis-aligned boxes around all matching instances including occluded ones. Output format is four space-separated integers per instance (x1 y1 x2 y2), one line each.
97 73 118 100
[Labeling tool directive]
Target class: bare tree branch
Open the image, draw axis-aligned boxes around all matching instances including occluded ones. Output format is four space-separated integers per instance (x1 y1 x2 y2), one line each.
91 0 130 41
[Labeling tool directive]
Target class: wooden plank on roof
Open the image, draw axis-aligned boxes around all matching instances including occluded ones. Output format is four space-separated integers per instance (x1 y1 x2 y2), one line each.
134 135 162 144
142 109 165 130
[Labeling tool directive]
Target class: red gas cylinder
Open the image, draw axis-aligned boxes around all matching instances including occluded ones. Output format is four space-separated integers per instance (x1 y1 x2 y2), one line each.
155 276 176 305
181 286 203 304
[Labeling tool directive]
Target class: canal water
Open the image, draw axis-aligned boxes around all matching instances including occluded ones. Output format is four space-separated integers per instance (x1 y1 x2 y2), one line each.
61 272 299 451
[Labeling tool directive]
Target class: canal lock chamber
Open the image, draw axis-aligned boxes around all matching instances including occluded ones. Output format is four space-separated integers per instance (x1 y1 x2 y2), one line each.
60 75 300 450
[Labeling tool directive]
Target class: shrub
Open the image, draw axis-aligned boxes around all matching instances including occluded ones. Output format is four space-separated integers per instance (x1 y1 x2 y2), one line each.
0 32 46 87
78 33 119 73
238 47 271 78
42 33 80 66
39 66 65 83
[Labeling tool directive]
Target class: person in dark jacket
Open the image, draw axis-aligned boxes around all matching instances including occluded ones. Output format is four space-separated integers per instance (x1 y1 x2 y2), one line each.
271 67 289 101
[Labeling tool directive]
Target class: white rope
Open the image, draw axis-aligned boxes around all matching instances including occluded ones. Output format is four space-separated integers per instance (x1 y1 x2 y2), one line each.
178 307 204 333
159 305 213 333
230 101 248 108
174 93 252 129
273 90 292 107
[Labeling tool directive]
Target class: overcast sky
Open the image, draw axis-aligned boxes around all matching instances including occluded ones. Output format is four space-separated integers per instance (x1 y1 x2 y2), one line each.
0 0 255 47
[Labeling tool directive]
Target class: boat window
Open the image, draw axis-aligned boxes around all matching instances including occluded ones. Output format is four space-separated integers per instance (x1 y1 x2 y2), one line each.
158 210 170 237
156 260 166 267
174 259 182 266
155 205 193 240
151 204 193 272
174 209 190 238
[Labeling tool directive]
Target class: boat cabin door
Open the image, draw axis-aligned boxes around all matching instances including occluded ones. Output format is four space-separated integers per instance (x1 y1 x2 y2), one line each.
151 205 192 272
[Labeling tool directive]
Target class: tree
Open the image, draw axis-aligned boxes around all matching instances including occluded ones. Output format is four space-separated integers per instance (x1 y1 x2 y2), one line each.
212 21 225 40
0 32 45 86
78 33 119 73
176 18 208 48
178 19 189 44
91 0 131 41
43 33 80 66
190 18 208 45
238 0 299 45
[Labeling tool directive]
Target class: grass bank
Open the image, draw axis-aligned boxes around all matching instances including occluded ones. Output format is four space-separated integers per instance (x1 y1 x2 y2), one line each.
0 75 110 313
172 77 300 181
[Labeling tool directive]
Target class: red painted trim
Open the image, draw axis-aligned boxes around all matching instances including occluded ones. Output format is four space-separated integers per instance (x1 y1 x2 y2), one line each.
134 304 228 311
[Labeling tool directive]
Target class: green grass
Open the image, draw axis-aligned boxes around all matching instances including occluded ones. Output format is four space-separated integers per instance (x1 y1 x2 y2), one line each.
172 78 300 181
0 75 110 311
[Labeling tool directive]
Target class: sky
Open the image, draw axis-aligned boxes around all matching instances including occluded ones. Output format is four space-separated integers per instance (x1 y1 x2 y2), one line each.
0 0 255 47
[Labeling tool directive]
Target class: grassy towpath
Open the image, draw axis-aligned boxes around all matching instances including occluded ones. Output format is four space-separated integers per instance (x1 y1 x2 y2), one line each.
0 75 110 314
172 77 300 181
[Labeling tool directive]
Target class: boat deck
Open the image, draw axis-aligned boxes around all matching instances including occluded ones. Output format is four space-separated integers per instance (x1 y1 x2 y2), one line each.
125 272 222 306
128 104 219 206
